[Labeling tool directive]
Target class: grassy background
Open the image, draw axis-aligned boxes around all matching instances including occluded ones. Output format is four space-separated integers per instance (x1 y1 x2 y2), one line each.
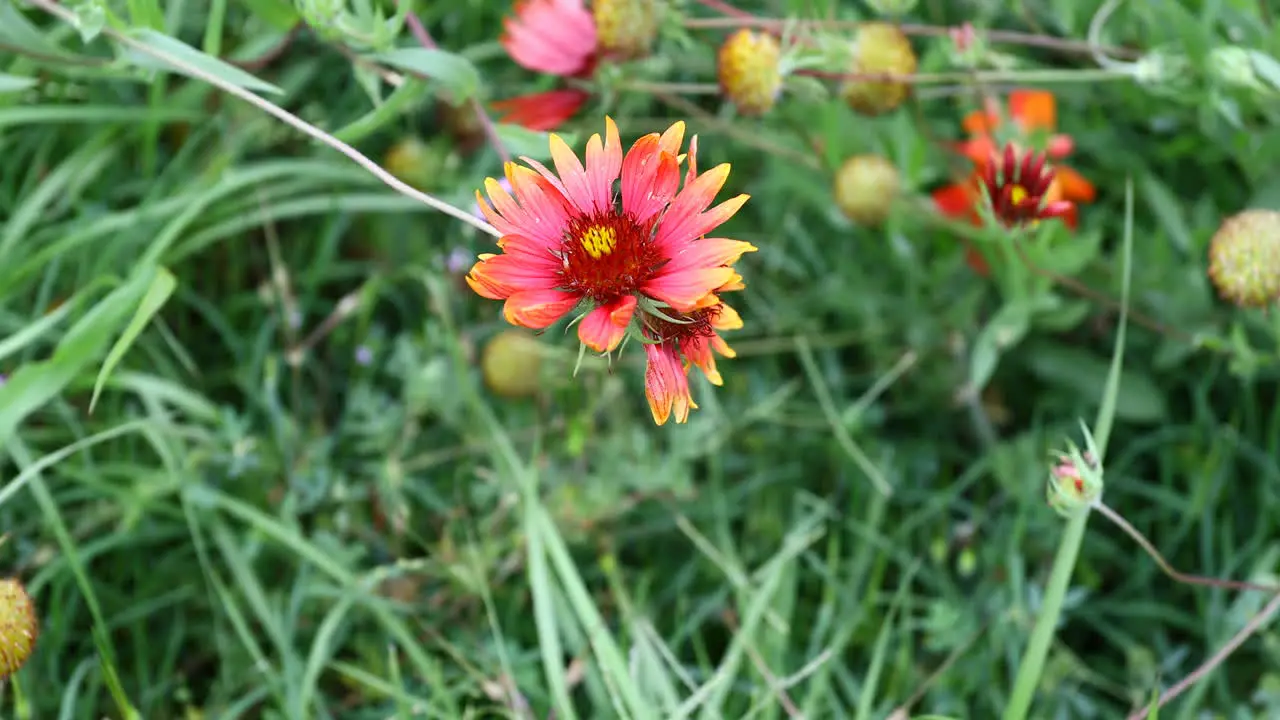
3 0 1280 718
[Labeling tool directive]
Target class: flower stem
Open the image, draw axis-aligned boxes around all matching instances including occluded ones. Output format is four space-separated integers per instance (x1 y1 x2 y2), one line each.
1002 508 1090 720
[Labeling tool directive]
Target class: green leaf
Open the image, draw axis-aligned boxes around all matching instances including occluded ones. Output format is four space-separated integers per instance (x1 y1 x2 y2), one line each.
371 48 481 102
969 301 1032 392
0 74 36 95
494 123 577 161
90 266 177 413
1248 50 1280 92
0 271 154 448
1023 343 1167 425
123 28 284 95
233 0 299 31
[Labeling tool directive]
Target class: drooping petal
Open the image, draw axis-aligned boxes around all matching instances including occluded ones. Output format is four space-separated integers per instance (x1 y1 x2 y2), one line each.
492 89 589 132
1009 89 1056 131
643 342 696 425
680 335 722 386
503 288 582 329
1054 166 1096 203
931 182 980 223
577 294 636 352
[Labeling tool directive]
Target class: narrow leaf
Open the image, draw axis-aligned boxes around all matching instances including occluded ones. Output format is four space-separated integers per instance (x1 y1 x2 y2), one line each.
371 48 481 102
90 266 178 413
124 28 284 95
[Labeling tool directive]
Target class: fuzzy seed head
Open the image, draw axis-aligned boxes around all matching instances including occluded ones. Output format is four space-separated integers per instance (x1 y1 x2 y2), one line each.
0 579 37 680
482 330 546 399
1208 209 1280 308
593 0 659 60
841 22 917 116
833 155 901 227
717 29 784 116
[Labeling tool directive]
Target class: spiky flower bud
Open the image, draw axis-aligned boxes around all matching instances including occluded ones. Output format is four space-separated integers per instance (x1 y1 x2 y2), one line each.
593 0 660 60
1047 448 1101 517
0 578 37 680
481 330 546 399
717 29 784 116
833 154 900 227
840 22 917 116
1207 209 1280 308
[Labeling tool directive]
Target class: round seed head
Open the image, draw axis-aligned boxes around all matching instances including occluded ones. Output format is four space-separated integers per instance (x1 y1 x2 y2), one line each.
840 22 917 116
482 329 546 399
0 579 37 680
1207 209 1280 308
833 154 901 227
717 29 784 117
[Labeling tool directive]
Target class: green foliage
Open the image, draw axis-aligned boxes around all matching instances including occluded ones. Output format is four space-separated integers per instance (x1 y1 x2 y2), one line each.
2 0 1280 719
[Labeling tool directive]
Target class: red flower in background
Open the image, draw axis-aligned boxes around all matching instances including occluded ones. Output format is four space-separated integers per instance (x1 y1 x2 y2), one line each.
932 90 1096 275
493 0 598 131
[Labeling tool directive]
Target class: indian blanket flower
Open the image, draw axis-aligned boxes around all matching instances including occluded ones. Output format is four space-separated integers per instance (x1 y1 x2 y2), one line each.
979 144 1074 227
932 90 1096 274
467 117 755 424
495 0 599 131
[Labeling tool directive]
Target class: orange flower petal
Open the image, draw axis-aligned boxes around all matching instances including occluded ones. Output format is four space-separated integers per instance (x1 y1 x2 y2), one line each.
1009 90 1056 131
932 182 979 221
962 106 999 135
1054 166 1095 204
577 295 636 352
491 89 589 132
503 288 581 329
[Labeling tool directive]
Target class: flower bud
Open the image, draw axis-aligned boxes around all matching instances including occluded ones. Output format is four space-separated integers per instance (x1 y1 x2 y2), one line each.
481 330 546 399
1047 448 1101 517
833 154 900 227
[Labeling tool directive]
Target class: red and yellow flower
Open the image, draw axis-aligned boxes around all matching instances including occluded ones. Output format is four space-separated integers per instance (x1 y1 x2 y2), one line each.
467 117 755 425
931 90 1096 274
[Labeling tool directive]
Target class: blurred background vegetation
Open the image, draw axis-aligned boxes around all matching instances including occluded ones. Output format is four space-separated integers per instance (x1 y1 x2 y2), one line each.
2 0 1280 718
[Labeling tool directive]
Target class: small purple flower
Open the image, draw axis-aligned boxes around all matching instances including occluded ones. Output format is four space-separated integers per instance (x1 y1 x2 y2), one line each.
472 176 513 221
446 246 472 274
355 345 374 366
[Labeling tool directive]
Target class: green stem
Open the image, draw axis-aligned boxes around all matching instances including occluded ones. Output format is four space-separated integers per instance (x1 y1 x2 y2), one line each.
1002 508 1091 720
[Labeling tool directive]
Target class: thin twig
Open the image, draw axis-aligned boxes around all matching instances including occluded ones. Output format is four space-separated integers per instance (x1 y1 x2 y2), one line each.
400 5 512 165
26 0 500 238
1125 591 1280 720
1094 502 1280 595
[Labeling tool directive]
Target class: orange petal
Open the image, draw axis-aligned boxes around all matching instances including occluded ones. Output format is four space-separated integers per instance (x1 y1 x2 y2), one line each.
503 288 580 329
1054 166 1095 204
959 136 997 169
962 107 999 135
491 89 589 132
1009 90 1056 131
932 182 979 220
577 295 636 352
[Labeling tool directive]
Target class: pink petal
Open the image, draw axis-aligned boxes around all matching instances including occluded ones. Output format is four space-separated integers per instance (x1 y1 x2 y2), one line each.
621 138 680 224
549 132 593 214
642 266 737 312
654 163 748 249
644 341 696 425
583 117 623 213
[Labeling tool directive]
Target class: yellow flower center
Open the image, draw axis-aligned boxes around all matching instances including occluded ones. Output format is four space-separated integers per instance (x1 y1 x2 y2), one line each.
578 225 618 259
1010 184 1029 205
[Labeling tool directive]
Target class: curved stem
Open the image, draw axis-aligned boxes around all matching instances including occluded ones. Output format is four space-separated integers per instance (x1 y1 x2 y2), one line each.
1094 501 1280 594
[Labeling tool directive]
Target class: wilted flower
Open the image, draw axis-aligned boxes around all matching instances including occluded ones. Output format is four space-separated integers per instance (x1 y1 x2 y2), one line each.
717 29 783 116
494 0 599 130
502 0 597 76
1207 209 1280 308
466 117 754 424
